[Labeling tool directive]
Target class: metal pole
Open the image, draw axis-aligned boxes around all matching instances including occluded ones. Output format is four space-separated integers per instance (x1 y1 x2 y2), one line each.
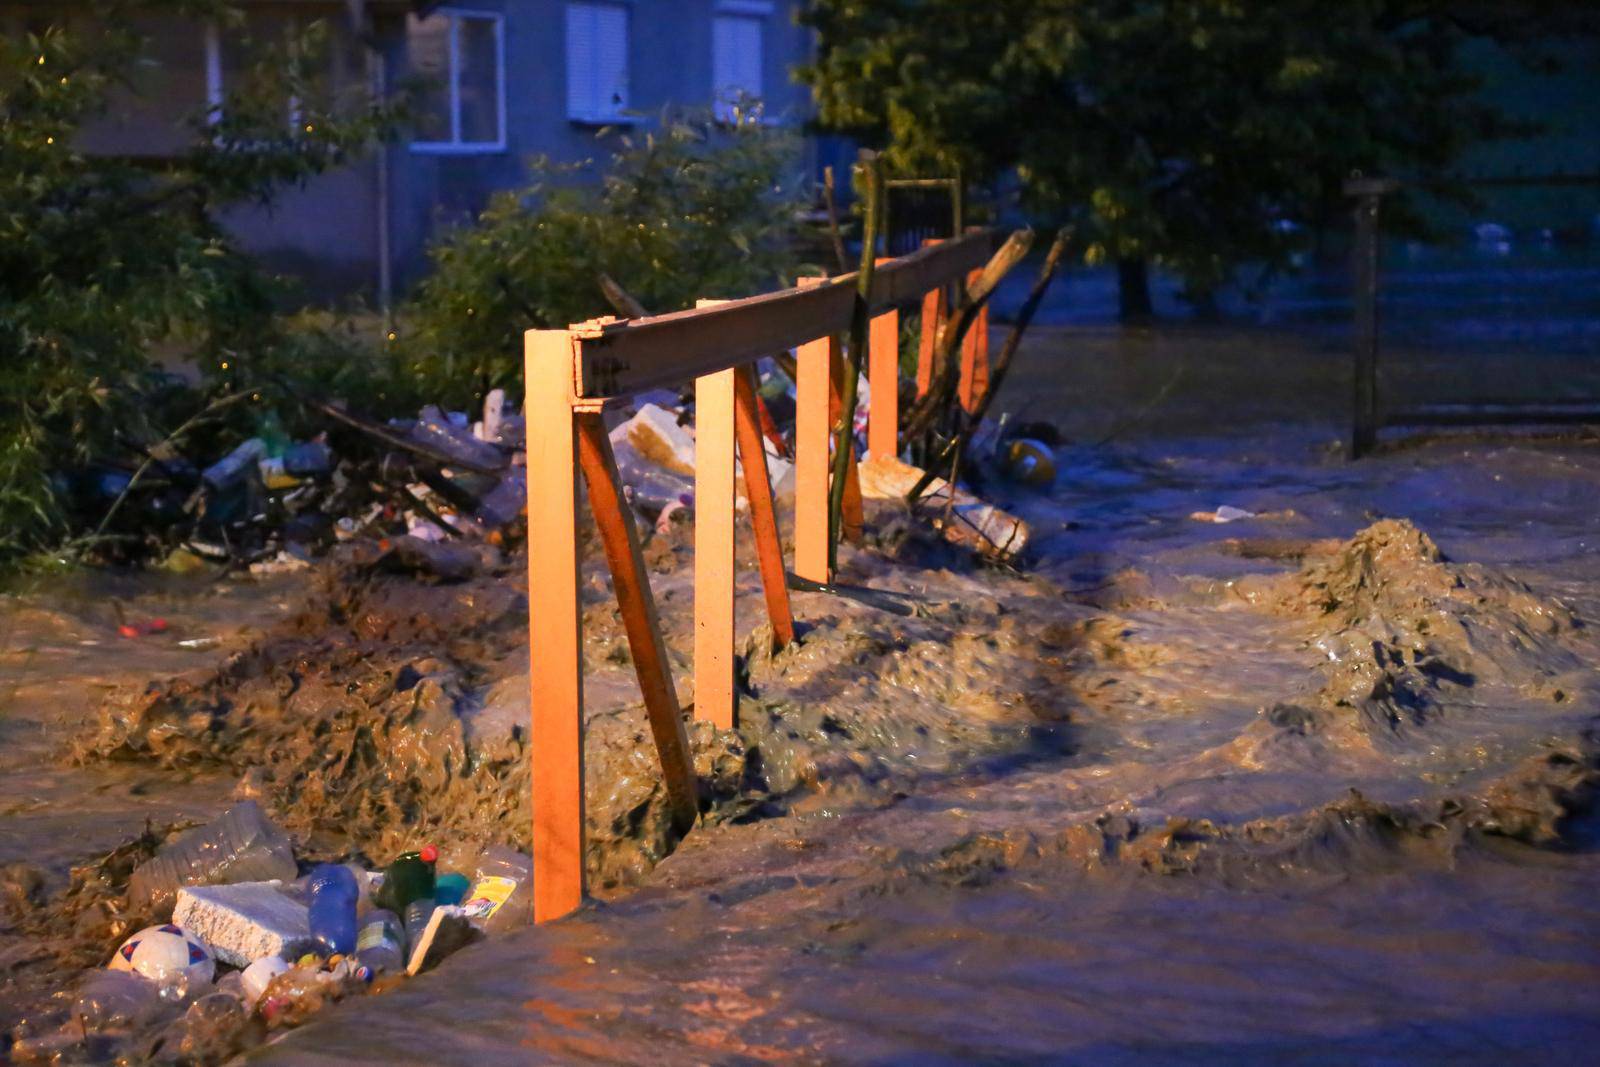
1344 176 1397 459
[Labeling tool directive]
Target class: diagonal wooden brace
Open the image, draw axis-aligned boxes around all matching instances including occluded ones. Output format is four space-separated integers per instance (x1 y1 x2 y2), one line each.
575 413 699 836
734 364 796 650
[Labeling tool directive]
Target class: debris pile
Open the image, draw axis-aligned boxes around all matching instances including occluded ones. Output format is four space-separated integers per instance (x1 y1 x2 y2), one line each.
7 801 531 1063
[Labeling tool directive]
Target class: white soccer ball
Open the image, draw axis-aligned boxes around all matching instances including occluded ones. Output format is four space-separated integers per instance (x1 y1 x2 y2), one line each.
108 923 215 987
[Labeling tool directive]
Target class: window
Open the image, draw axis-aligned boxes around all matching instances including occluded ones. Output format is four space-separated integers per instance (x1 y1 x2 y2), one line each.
566 1 630 123
407 9 505 152
712 9 765 121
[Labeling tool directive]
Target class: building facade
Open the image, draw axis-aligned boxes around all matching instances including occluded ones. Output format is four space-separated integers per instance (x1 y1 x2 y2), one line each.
7 0 816 301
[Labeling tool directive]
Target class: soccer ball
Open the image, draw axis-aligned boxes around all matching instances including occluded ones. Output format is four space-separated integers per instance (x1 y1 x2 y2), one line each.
109 923 215 987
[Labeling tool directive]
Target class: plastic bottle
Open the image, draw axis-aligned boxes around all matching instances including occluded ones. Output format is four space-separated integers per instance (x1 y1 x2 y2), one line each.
402 897 437 944
306 864 358 956
354 909 406 975
461 846 533 933
433 872 470 907
372 846 437 914
126 800 297 913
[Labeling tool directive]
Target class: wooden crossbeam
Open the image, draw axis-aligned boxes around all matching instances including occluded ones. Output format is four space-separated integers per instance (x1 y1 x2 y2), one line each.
571 232 996 399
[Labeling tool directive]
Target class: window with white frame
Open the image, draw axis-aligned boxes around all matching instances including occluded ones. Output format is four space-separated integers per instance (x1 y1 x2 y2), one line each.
566 1 630 123
712 6 766 121
407 9 505 152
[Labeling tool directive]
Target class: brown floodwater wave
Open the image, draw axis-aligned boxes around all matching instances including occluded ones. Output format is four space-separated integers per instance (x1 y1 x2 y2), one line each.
4 418 1600 1062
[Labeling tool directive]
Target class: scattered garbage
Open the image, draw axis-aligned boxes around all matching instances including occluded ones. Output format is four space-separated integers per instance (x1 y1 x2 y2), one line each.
239 955 290 1007
173 882 312 967
108 923 215 989
354 909 407 975
371 846 437 914
306 864 359 956
859 455 1030 561
127 800 297 915
1002 438 1057 488
1188 505 1298 524
461 845 533 934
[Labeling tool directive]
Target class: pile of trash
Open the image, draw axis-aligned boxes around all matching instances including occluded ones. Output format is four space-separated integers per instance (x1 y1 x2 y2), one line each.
9 800 531 1063
84 351 1049 573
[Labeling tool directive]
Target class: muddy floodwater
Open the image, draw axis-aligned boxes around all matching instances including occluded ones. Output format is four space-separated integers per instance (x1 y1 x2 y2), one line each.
3 313 1600 1062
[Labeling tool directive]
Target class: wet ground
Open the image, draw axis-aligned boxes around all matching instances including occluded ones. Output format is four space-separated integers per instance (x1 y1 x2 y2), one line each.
3 250 1600 1061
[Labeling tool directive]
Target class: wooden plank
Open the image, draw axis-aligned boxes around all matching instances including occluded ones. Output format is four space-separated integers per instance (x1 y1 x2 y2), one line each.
574 413 699 836
958 267 990 414
868 256 900 461
572 231 996 399
795 278 835 582
693 368 737 730
915 238 947 399
734 365 796 649
524 330 586 924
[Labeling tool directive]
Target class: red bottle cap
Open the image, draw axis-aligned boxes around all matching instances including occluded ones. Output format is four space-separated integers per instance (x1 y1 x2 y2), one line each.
420 845 438 863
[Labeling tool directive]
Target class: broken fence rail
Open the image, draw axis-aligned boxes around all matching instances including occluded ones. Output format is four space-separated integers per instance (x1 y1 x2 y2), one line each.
523 229 1001 922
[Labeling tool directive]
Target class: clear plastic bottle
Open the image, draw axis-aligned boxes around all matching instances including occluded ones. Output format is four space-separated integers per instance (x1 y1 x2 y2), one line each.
402 897 437 944
354 909 406 975
127 800 297 914
461 847 533 933
306 864 358 956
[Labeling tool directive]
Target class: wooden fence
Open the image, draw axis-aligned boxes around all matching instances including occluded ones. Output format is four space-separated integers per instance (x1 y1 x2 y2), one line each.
523 230 998 921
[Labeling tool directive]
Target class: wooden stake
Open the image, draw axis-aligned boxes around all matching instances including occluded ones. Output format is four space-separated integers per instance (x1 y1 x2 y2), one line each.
827 342 865 544
525 330 586 923
795 279 835 584
574 413 699 836
958 267 990 414
915 239 946 399
734 365 796 649
692 368 737 730
868 257 900 461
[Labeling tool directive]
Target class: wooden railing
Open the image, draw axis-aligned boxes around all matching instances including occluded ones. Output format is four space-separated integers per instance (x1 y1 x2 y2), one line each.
523 230 999 921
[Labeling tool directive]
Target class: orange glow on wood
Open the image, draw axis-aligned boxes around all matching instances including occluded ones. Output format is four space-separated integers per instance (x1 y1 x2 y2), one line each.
916 239 946 399
868 256 900 461
693 367 737 730
574 413 699 839
958 267 991 414
734 365 795 649
524 330 586 924
795 278 834 583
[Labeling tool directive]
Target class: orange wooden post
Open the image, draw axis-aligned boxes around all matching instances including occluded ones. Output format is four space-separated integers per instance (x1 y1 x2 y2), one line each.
795 278 834 583
524 329 586 924
868 256 900 461
916 238 947 399
574 413 699 836
693 367 737 729
958 267 991 414
733 365 795 649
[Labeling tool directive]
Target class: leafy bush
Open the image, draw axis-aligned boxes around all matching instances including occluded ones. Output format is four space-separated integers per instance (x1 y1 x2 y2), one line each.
0 1 401 561
404 108 808 408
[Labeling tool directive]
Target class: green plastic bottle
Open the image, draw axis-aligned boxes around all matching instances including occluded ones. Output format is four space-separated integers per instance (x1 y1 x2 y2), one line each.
373 845 437 914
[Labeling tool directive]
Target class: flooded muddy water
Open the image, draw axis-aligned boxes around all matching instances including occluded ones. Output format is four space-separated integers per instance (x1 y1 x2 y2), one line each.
4 320 1600 1062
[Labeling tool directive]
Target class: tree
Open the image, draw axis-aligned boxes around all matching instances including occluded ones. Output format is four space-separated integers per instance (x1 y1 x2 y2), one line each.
798 0 1588 318
404 108 806 409
0 1 400 560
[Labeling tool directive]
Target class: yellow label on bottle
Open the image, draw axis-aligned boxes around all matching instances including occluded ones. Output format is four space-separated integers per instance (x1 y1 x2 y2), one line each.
357 920 390 951
460 876 517 921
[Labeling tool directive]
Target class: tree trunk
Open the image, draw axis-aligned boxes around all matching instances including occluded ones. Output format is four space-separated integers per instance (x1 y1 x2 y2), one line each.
1117 257 1154 322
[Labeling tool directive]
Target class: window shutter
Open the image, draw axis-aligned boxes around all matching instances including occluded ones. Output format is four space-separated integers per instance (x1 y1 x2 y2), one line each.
568 2 629 120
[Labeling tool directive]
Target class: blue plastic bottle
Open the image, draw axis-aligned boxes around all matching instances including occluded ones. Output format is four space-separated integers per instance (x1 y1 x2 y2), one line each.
306 863 359 956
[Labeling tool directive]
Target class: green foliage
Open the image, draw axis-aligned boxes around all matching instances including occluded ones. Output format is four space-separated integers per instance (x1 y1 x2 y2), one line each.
799 0 1577 302
0 0 402 560
404 109 806 407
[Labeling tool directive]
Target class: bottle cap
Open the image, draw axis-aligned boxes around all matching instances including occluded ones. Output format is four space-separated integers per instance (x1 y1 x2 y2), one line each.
420 845 438 863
